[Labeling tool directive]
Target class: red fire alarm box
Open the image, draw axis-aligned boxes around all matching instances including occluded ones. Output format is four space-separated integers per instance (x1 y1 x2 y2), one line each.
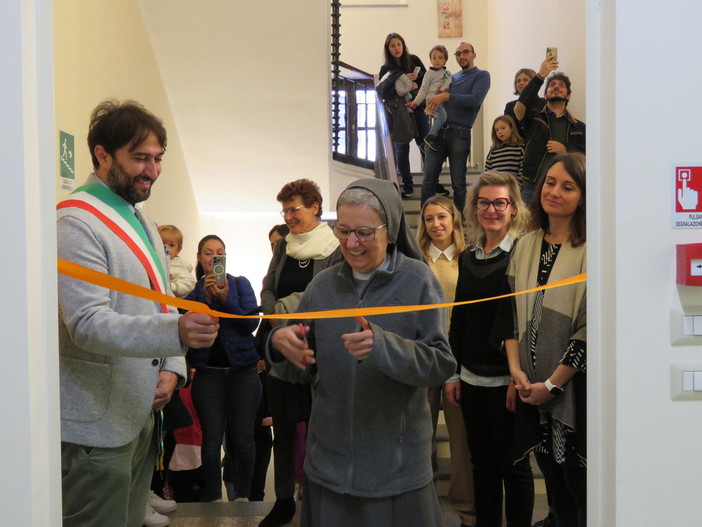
677 244 702 286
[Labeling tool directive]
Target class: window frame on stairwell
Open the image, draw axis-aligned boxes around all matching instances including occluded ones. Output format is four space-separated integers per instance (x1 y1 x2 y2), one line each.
332 76 377 170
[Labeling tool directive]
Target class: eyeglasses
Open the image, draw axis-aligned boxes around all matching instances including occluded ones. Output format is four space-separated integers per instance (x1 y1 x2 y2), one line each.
454 49 473 57
280 205 304 217
476 198 511 211
332 224 386 242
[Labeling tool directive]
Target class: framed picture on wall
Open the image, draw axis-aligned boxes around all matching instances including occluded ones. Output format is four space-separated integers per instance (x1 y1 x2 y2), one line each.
437 0 462 38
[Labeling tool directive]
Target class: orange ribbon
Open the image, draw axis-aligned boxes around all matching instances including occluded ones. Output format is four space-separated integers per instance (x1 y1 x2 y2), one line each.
57 258 586 320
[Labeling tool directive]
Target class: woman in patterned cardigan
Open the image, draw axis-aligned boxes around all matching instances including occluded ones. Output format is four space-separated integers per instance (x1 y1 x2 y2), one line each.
503 152 587 527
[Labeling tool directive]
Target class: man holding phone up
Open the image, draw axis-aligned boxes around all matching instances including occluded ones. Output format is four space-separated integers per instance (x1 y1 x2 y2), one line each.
57 100 220 527
513 51 586 205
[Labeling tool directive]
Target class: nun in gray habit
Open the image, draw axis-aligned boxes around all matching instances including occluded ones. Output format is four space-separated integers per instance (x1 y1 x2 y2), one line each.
267 177 457 527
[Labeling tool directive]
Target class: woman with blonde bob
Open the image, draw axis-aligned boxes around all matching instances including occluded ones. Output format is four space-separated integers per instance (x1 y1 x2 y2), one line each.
446 171 534 527
416 196 475 525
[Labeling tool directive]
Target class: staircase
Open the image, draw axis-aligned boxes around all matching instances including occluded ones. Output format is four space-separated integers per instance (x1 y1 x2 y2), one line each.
402 169 483 232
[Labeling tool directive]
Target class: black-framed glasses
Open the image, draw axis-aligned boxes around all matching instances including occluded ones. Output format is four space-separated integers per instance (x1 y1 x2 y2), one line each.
332 224 386 242
280 205 304 217
454 49 473 57
476 198 511 211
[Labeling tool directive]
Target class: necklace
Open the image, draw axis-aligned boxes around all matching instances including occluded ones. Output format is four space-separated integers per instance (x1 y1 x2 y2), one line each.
298 259 311 269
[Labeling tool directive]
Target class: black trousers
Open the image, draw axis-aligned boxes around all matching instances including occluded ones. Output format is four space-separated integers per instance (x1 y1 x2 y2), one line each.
267 375 311 499
461 381 534 527
533 451 586 527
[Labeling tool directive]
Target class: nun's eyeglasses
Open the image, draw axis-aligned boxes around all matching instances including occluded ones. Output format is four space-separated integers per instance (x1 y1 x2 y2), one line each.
332 224 387 242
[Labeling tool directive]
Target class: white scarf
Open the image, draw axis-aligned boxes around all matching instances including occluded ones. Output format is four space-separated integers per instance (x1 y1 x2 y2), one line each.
285 222 339 260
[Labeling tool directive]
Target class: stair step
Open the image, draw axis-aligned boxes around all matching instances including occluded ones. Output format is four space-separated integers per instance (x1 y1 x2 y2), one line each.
434 455 451 481
436 423 449 442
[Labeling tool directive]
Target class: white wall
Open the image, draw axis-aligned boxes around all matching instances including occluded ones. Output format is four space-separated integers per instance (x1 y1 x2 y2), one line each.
603 2 702 525
54 0 202 260
485 1 586 135
0 0 61 525
138 0 333 295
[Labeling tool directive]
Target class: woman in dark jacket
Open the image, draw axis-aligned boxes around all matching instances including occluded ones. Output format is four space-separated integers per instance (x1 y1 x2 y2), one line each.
258 179 342 527
186 234 261 502
378 32 433 198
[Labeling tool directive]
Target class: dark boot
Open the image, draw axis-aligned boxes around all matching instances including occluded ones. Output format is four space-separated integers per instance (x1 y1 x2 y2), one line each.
258 497 296 527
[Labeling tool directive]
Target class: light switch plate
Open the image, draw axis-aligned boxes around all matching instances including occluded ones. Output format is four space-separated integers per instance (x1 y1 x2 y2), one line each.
671 362 702 400
671 308 702 345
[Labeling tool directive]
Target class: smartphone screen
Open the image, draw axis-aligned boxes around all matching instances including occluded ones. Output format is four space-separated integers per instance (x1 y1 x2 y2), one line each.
212 255 226 285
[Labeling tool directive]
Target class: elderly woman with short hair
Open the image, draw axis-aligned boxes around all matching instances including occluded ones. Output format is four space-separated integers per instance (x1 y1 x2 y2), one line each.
259 178 342 527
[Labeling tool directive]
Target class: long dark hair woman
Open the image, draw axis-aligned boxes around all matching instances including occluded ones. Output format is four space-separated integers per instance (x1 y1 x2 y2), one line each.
378 32 431 198
258 179 343 527
185 234 261 502
504 153 587 527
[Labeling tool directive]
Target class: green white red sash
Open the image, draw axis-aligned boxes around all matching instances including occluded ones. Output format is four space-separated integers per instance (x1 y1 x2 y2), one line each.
57 183 169 313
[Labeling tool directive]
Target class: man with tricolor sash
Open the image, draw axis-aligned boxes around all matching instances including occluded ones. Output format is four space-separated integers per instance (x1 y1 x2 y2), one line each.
57 100 219 527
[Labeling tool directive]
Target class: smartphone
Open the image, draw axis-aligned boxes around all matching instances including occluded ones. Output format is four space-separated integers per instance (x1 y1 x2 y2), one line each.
413 66 421 75
212 255 226 285
546 47 558 61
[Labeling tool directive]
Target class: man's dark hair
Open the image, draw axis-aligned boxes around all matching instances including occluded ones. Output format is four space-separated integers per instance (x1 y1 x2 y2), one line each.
87 99 167 169
545 72 572 96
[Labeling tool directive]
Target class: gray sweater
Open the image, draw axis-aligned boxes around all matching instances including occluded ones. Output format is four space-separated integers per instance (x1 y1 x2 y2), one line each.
269 246 456 497
57 174 186 448
410 67 452 105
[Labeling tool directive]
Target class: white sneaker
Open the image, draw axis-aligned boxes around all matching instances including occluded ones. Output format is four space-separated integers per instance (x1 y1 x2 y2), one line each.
143 504 169 527
148 490 177 514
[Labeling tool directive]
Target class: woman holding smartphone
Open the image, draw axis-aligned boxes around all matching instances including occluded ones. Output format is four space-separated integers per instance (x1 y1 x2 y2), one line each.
186 234 262 502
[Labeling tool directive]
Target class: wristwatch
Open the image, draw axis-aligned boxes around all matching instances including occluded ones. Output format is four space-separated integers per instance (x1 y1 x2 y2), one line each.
544 378 563 397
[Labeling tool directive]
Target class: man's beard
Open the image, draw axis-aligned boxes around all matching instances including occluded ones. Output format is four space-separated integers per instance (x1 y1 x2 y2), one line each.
106 161 152 204
547 95 568 103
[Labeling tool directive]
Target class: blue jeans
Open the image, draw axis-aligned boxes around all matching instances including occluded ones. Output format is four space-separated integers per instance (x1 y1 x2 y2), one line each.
191 366 262 500
427 104 447 137
421 124 471 213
